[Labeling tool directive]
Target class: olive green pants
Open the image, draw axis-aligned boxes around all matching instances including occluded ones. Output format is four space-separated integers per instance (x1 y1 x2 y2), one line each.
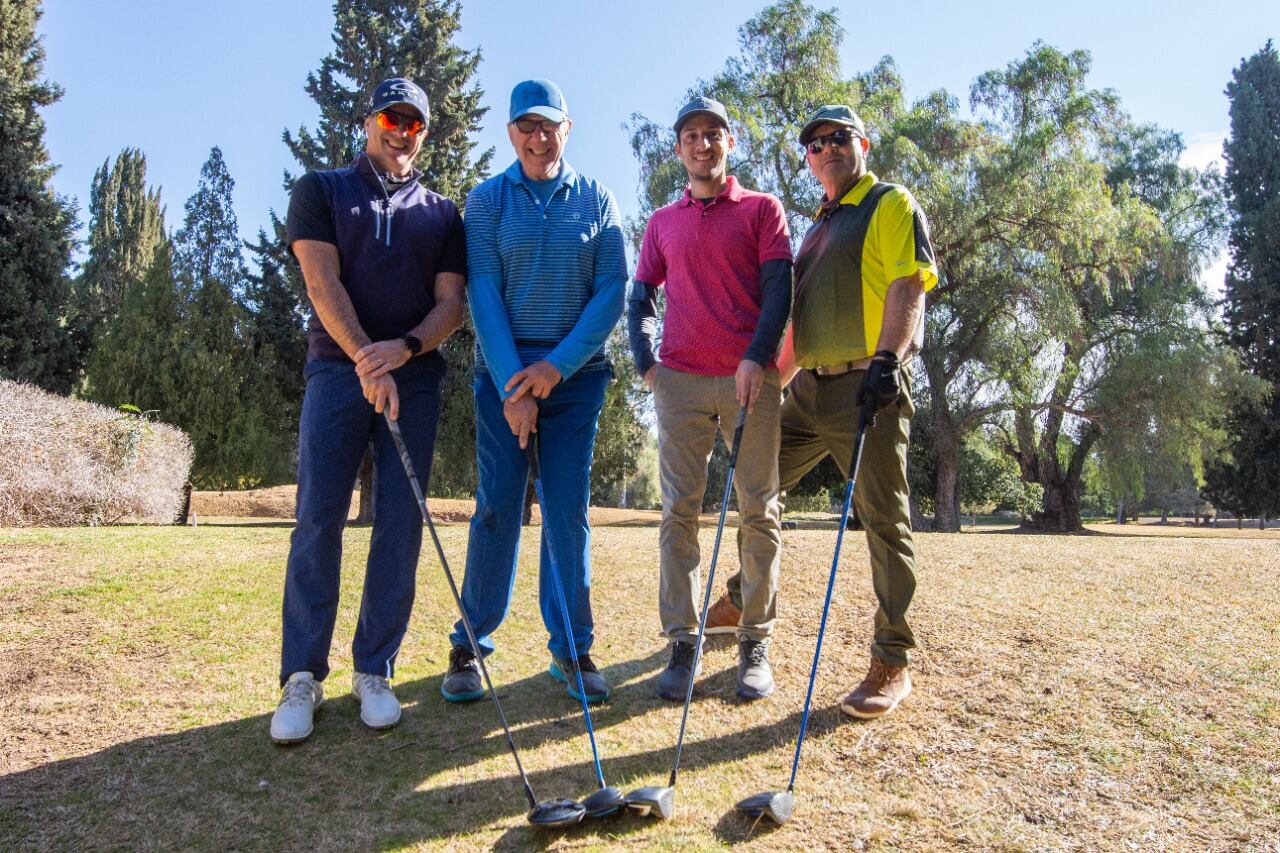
727 367 918 667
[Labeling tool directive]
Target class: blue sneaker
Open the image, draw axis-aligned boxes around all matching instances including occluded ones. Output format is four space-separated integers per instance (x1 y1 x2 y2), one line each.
549 654 610 703
441 645 484 702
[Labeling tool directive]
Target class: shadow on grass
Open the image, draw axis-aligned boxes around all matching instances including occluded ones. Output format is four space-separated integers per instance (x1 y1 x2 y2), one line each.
0 651 844 849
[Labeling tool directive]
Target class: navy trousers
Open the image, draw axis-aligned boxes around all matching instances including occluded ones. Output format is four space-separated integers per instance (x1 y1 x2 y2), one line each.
280 356 443 685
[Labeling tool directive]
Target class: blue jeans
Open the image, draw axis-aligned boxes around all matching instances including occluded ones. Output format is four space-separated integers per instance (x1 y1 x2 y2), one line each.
450 366 609 660
280 356 444 685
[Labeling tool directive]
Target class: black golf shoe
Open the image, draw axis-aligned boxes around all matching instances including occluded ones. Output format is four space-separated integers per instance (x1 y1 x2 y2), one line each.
550 653 610 703
441 645 484 702
737 638 774 699
656 640 702 701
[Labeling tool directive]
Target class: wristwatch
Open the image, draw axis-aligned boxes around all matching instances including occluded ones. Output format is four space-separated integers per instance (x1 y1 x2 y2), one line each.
400 334 422 356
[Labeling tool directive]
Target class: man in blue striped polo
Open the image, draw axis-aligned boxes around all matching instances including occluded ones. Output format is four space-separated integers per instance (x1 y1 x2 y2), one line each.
441 79 627 704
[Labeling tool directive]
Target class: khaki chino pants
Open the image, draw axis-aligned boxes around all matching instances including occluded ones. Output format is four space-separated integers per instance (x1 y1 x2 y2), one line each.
727 367 918 667
653 366 782 643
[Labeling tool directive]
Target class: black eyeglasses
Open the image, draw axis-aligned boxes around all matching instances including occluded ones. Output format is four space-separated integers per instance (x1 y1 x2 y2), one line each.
510 117 565 134
805 130 857 154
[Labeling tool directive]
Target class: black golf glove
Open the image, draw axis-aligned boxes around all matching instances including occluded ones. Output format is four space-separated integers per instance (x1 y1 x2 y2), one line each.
860 350 901 413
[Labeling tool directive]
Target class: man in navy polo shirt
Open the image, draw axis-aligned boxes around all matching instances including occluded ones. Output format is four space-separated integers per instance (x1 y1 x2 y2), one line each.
270 78 467 744
440 79 627 705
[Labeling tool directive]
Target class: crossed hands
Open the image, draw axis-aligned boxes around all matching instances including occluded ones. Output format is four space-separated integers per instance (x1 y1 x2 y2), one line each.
354 340 411 420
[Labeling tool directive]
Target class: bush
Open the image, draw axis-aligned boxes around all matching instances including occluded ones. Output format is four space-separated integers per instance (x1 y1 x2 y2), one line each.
0 380 193 526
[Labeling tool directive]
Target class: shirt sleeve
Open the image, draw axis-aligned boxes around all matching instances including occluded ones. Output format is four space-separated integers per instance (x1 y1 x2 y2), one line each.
875 188 938 292
464 187 524 397
543 187 627 378
742 259 792 366
285 172 336 252
437 202 467 276
757 195 793 265
627 280 660 377
633 214 667 285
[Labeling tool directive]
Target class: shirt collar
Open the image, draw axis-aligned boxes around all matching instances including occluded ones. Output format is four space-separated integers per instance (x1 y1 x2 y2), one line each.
503 159 579 191
353 152 422 189
815 172 877 220
679 174 743 207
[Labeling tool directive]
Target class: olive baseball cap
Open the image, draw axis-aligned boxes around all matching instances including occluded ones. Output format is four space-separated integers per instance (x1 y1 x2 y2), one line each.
798 104 866 145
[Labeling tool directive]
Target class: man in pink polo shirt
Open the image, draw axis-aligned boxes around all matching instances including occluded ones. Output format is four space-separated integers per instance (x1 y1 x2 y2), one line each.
628 96 792 701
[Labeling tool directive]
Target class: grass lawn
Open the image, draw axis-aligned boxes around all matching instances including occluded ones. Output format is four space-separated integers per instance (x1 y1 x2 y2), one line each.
2 516 1278 851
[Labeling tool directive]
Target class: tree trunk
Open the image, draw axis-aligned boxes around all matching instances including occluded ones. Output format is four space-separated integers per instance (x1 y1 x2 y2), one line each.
355 447 374 523
930 411 962 533
1115 498 1126 525
1260 516 1267 531
174 481 192 525
909 496 933 532
1160 509 1169 524
1033 477 1084 532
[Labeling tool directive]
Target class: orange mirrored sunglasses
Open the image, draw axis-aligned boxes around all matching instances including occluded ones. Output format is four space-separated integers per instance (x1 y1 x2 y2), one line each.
374 110 426 136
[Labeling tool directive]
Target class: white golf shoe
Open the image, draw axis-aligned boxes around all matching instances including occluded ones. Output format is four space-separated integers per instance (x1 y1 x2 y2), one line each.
270 671 323 744
353 672 402 729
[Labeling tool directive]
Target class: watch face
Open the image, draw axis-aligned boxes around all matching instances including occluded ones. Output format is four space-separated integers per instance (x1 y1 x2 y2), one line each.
402 335 422 354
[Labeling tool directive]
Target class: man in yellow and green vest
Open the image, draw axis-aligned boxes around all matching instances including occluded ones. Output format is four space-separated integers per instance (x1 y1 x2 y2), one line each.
707 104 937 719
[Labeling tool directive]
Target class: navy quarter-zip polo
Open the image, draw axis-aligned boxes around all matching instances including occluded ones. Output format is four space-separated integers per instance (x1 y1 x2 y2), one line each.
286 153 467 365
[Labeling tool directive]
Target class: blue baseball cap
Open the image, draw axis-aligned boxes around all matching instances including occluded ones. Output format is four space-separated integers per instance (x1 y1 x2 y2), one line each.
368 78 430 125
509 78 568 123
674 96 729 134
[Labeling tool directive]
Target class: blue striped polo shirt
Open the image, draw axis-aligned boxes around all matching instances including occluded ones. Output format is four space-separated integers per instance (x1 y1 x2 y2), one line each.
464 160 628 398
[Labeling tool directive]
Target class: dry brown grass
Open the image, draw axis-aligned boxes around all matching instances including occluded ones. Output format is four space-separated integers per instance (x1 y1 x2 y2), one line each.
0 380 192 526
1 520 1277 851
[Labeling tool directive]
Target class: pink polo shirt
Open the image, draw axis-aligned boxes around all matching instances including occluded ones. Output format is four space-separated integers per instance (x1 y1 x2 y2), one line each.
635 176 792 376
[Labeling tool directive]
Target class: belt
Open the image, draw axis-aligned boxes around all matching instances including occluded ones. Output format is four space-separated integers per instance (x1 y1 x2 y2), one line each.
811 361 862 377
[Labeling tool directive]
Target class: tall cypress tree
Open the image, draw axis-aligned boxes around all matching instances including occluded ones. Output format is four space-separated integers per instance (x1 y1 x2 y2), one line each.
73 148 165 371
173 148 275 489
249 0 492 507
0 0 78 393
1204 42 1280 523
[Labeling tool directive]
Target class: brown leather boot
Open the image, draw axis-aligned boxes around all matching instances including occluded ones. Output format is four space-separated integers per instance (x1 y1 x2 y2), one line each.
703 593 742 635
840 657 912 719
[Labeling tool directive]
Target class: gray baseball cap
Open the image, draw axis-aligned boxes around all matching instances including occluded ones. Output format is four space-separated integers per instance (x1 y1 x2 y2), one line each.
674 96 729 134
798 104 866 145
368 78 430 125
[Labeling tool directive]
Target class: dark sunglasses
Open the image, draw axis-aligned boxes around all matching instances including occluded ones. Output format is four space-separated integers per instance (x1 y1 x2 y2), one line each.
805 129 857 154
510 117 565 134
374 110 426 135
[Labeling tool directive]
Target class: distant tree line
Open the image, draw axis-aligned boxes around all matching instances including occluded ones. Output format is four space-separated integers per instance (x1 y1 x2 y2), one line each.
2 0 1276 531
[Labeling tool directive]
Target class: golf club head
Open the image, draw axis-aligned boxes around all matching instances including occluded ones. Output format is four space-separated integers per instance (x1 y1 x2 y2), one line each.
624 785 675 820
735 790 794 825
527 797 586 829
581 786 626 818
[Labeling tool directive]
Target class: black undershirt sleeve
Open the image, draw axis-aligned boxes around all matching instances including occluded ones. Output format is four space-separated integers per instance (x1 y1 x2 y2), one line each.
627 279 660 377
743 258 793 366
284 172 336 256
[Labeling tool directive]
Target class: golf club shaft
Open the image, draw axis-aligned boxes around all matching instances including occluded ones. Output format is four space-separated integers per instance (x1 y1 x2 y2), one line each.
785 406 872 793
384 414 539 811
526 435 610 791
669 406 748 788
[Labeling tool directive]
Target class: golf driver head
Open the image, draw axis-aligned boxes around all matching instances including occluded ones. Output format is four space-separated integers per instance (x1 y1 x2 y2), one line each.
735 790 794 825
624 785 675 820
527 797 586 829
581 785 626 818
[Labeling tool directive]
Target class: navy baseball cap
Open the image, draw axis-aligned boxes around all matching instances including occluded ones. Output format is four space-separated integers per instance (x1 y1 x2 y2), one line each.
368 78 430 125
798 105 866 145
509 78 568 123
674 96 729 134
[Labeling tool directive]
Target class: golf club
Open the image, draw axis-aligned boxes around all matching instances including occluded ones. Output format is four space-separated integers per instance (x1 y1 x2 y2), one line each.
384 413 585 830
525 435 626 820
734 403 873 826
626 406 748 820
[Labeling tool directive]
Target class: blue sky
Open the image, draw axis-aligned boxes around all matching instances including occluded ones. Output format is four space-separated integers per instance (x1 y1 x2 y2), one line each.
39 0 1277 289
